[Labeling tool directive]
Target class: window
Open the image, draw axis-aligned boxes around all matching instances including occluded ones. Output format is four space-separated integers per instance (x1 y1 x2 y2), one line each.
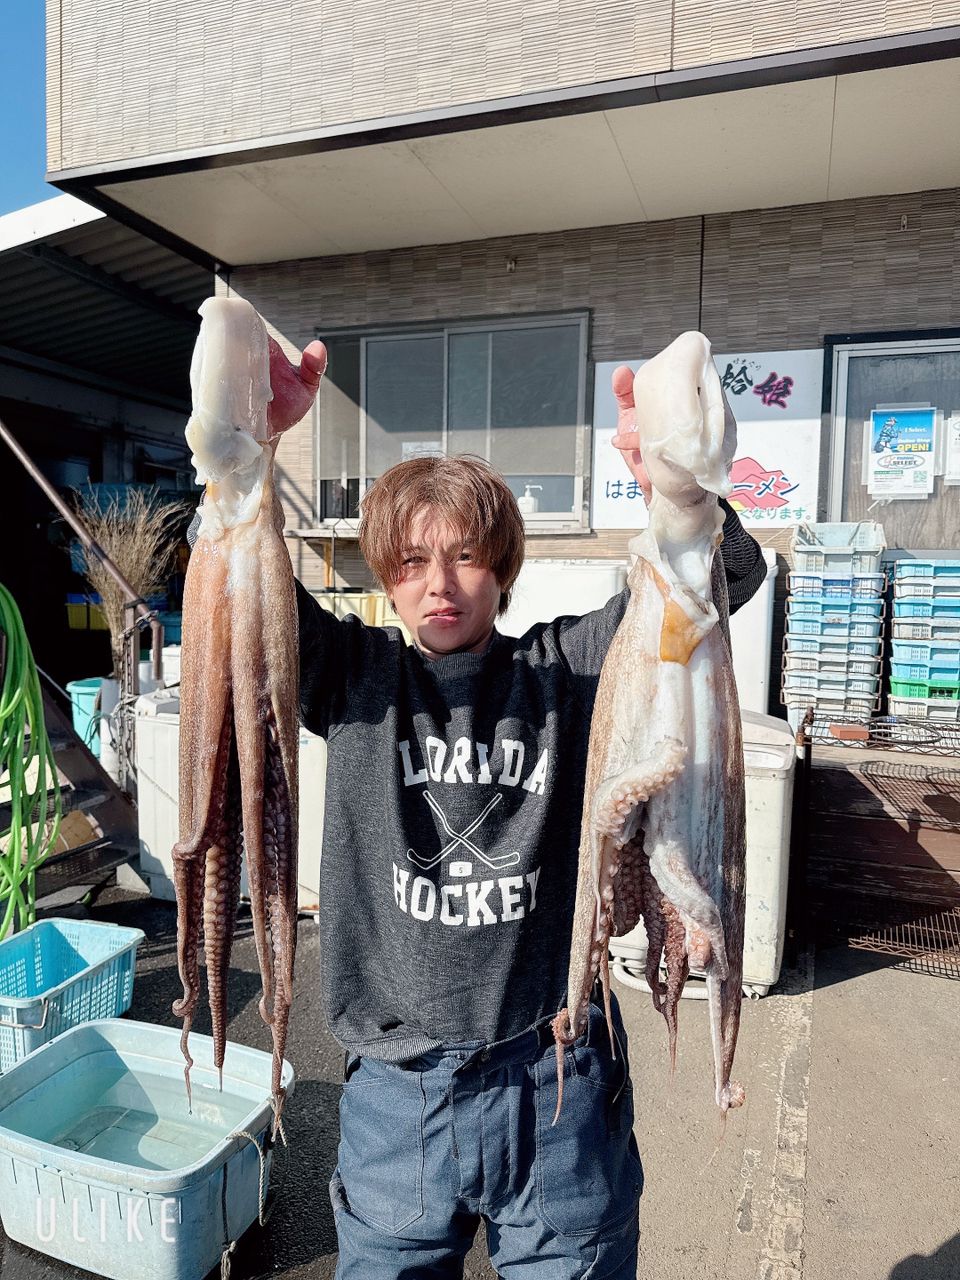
828 335 960 549
316 315 589 527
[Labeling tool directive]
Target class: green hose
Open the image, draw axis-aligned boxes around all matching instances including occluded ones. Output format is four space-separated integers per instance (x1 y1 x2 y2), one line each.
0 585 61 939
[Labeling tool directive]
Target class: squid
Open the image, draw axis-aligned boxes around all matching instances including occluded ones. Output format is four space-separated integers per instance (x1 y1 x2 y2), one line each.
172 297 299 1135
553 331 746 1118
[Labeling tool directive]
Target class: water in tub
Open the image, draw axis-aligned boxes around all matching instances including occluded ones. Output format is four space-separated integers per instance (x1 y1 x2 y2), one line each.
3 1051 253 1170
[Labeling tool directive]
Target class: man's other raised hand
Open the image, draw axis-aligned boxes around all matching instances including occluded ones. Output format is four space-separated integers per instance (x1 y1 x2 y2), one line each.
267 337 328 444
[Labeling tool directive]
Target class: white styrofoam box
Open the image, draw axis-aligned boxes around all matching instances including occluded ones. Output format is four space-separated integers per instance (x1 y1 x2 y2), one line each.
728 549 778 715
134 691 326 909
610 710 796 998
496 559 629 637
160 645 181 687
499 551 778 715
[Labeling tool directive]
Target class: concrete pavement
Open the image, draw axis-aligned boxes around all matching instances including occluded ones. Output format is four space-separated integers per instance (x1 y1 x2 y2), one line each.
0 890 955 1280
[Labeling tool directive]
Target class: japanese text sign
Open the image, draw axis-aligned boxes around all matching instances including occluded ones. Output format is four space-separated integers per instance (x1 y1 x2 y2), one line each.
591 349 823 529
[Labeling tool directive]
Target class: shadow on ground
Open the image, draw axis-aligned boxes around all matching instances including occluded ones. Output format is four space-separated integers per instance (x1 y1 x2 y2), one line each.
231 1078 342 1279
889 1235 960 1280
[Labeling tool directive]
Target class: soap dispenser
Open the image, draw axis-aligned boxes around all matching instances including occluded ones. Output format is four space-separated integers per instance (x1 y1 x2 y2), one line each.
518 483 543 515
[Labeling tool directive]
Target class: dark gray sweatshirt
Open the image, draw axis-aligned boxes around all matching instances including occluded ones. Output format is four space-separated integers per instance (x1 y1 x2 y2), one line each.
188 502 765 1060
299 503 764 1059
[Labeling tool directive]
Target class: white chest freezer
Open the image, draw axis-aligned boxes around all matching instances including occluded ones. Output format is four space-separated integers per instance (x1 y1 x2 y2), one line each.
727 547 778 715
134 690 326 910
609 709 796 998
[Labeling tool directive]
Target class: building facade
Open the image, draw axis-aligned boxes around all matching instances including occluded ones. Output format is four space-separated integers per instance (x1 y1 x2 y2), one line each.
46 1 960 598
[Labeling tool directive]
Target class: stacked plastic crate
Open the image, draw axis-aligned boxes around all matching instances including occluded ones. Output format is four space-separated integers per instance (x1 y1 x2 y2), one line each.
781 523 887 731
888 559 960 725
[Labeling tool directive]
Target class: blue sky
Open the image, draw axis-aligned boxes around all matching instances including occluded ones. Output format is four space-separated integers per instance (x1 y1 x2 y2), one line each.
0 4 58 216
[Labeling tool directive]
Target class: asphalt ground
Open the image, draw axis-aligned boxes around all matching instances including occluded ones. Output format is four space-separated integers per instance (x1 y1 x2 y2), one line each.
0 888 956 1280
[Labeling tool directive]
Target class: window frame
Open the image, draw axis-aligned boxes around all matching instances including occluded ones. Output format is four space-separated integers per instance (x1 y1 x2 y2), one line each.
314 311 591 532
825 328 960 519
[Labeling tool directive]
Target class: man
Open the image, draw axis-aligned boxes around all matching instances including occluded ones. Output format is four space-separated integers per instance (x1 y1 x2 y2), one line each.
192 336 765 1278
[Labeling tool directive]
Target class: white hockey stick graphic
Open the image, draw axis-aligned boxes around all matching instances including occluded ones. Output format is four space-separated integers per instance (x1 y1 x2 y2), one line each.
407 791 519 871
423 791 521 871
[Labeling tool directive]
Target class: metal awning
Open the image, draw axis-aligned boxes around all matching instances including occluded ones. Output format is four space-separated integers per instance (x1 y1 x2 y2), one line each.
0 195 210 405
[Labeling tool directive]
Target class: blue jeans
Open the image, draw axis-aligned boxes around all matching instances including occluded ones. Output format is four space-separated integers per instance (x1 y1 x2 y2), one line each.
329 994 643 1279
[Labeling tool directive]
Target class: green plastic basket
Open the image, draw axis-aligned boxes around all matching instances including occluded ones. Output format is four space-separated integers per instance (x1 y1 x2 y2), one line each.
888 677 960 701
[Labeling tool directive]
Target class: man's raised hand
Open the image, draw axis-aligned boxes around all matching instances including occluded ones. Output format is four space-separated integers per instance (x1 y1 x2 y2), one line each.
610 364 653 506
267 337 328 443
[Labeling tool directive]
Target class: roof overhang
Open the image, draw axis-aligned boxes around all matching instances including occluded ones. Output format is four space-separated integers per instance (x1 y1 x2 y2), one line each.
0 194 210 404
49 27 960 271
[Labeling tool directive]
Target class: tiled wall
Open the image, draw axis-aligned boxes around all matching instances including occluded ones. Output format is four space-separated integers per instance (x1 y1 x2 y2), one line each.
225 186 960 589
48 0 957 170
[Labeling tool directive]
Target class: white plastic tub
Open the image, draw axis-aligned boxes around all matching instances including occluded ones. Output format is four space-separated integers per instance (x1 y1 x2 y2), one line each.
610 711 796 999
0 1020 293 1280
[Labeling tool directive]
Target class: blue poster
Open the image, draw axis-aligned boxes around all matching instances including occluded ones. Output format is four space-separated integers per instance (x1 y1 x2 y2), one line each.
868 407 936 497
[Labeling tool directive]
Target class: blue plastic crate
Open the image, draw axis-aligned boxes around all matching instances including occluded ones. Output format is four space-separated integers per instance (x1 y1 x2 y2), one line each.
785 614 884 639
787 595 884 621
891 660 960 683
158 611 182 644
0 920 144 1072
892 558 960 578
784 633 882 659
890 638 960 683
893 598 960 619
787 572 885 599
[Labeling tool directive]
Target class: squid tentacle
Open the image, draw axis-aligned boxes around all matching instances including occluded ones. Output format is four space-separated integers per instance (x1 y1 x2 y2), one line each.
202 714 244 1090
173 701 236 1108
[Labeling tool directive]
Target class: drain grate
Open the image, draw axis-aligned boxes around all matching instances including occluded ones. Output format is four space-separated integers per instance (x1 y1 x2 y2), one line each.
848 905 960 980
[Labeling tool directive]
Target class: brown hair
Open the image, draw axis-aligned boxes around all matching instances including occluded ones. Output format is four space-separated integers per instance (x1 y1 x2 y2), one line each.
358 455 526 614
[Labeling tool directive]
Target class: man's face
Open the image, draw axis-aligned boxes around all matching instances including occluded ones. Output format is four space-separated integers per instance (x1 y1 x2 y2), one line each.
391 510 501 659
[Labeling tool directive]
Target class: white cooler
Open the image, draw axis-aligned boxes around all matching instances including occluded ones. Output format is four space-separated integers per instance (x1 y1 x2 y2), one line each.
610 709 796 999
134 689 326 910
